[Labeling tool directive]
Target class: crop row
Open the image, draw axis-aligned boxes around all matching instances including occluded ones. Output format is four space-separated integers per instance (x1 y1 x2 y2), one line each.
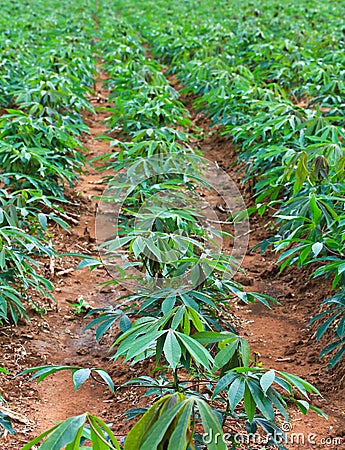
0 0 96 324
0 0 96 438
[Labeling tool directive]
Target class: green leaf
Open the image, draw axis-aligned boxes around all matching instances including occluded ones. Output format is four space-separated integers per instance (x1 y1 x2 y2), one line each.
193 332 237 345
103 236 133 252
295 399 309 415
88 416 115 450
21 366 79 384
167 401 194 450
311 242 323 257
72 369 91 390
316 312 342 340
38 213 48 230
176 332 213 370
0 248 6 270
163 330 181 370
228 376 245 411
336 315 345 339
119 315 132 333
196 398 227 450
132 236 144 258
247 380 275 421
309 194 322 224
121 331 165 361
213 372 237 397
240 339 251 366
309 404 328 420
294 152 308 194
260 370 275 395
187 307 204 332
124 395 170 449
21 423 61 450
65 426 84 450
171 306 185 330
94 370 115 393
0 411 15 435
144 238 162 260
328 344 345 369
40 414 86 450
213 340 238 370
88 415 121 449
140 401 186 450
162 296 176 315
278 372 320 397
76 258 101 270
243 384 256 423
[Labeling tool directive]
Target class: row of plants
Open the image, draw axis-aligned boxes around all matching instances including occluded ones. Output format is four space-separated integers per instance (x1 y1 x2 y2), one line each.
112 0 345 368
0 0 97 439
0 0 97 324
23 7 326 449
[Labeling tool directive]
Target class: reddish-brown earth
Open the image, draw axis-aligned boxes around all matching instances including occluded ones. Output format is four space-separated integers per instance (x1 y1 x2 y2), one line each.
1 71 344 450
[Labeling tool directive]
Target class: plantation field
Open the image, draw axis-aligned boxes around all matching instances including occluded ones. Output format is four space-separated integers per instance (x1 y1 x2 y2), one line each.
0 0 344 449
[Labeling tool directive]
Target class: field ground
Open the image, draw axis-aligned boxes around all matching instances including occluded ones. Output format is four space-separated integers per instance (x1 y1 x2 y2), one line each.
1 0 345 449
1 68 344 450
